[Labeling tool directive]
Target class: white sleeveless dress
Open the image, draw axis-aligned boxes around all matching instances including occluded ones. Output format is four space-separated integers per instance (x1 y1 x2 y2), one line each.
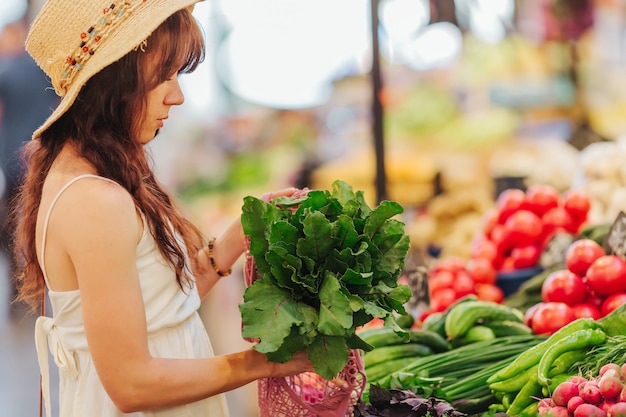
35 174 230 417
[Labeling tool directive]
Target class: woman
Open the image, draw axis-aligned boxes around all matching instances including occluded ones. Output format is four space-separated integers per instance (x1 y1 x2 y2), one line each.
11 1 313 416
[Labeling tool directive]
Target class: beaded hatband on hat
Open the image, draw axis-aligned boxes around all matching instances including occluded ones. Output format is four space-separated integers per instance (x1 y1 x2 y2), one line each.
26 0 202 139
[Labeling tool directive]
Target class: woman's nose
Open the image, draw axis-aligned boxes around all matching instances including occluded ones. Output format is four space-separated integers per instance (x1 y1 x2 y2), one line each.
165 79 185 106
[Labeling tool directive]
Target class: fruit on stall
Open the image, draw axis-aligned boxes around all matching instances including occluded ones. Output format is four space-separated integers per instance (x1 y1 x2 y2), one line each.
424 256 504 316
487 305 626 416
475 184 591 273
523 238 626 335
536 362 626 417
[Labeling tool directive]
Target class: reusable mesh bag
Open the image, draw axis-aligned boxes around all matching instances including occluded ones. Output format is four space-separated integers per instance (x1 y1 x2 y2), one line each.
243 237 367 417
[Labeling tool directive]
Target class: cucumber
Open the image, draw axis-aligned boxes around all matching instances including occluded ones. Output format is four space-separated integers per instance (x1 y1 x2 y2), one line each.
483 320 533 337
421 312 446 337
360 327 449 352
444 300 524 340
461 325 496 344
363 343 433 368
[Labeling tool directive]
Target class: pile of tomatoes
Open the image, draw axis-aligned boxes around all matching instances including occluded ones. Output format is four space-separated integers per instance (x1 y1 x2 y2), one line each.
470 184 591 272
525 238 626 335
425 256 504 314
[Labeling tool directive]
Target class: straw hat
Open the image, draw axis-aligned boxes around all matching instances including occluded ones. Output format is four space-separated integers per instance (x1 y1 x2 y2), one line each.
25 0 203 139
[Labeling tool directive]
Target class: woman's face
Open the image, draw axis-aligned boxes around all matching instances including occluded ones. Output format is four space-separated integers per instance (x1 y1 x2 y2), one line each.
135 71 185 144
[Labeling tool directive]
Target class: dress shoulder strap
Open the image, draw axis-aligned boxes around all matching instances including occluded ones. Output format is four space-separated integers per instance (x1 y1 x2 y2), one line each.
40 174 118 287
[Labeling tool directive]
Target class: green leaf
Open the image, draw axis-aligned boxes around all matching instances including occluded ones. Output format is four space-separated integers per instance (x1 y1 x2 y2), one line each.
307 334 350 380
318 274 353 336
333 214 359 250
239 279 317 354
364 201 404 239
297 211 334 265
346 333 374 352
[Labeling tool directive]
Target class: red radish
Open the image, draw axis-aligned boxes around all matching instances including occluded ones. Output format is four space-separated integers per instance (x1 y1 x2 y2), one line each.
601 401 616 413
572 376 589 386
581 383 602 404
568 396 585 413
621 364 626 378
599 376 624 400
600 364 622 378
619 386 626 402
538 398 553 413
607 402 626 417
549 405 571 417
574 403 607 417
553 381 581 407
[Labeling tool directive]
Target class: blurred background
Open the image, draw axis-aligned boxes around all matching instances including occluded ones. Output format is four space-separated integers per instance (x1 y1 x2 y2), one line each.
3 0 626 415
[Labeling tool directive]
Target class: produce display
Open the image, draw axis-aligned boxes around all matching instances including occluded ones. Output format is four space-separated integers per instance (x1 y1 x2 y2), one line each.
524 237 626 336
486 305 626 416
424 256 504 315
535 351 626 417
357 297 547 413
355 301 625 416
472 184 590 273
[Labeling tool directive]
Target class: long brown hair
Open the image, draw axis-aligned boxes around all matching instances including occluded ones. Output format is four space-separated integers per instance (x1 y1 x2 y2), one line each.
11 8 207 310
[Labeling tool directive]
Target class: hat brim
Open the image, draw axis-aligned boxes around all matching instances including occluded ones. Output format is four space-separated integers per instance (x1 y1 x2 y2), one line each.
29 0 201 139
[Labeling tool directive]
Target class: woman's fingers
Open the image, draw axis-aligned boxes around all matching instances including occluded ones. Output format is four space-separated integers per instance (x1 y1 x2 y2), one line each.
260 187 297 202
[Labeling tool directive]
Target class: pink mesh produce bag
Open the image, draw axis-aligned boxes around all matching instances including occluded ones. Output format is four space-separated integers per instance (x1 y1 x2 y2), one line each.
243 236 367 417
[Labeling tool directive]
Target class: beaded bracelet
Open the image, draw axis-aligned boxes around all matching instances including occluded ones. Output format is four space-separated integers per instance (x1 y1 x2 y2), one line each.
207 238 232 277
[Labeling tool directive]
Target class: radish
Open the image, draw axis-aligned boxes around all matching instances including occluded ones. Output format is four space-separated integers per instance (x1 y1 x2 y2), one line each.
569 396 586 413
553 381 581 407
601 401 616 413
574 403 607 417
607 402 626 417
620 386 626 402
538 398 553 415
601 364 622 378
599 376 624 400
549 405 571 417
581 384 603 404
572 376 589 386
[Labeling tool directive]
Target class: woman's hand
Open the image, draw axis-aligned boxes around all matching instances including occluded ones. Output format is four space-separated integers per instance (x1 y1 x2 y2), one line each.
265 350 315 378
259 187 298 203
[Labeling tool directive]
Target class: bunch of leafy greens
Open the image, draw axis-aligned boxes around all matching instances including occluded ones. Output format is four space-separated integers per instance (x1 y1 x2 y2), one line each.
239 180 411 380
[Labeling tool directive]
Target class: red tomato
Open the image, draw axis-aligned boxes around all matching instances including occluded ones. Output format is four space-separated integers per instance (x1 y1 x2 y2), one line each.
541 269 587 305
531 302 577 335
428 270 454 294
525 184 561 217
452 271 476 299
499 256 517 272
524 303 542 327
491 224 514 255
505 210 543 246
542 207 575 237
470 236 499 266
475 283 504 303
600 292 626 316
496 188 526 223
565 239 605 276
481 209 500 239
584 290 605 310
510 244 541 269
563 189 591 221
430 288 456 313
430 257 466 275
586 255 626 296
466 257 497 285
571 303 602 320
